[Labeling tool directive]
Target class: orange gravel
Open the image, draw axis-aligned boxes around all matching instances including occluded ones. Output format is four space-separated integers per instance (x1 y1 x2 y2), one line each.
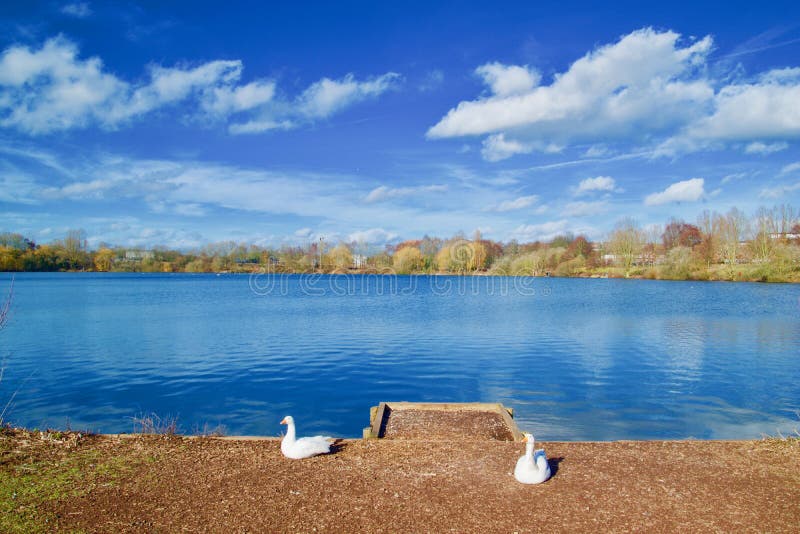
31 435 800 533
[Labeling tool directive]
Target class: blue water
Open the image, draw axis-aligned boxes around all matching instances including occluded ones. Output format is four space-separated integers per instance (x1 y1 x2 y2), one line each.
0 272 798 440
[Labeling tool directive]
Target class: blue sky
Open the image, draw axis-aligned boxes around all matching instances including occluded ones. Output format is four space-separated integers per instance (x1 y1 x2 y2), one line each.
1 1 800 249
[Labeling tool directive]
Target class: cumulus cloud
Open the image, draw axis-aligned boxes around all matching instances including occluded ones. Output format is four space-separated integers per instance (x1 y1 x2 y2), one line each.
644 177 705 206
364 184 447 203
485 195 539 212
573 176 618 196
744 141 788 154
475 62 540 97
0 36 399 135
428 27 800 161
428 28 713 147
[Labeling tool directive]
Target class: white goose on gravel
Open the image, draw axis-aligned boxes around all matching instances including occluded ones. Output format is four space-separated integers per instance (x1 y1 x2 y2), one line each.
514 432 551 484
279 416 333 459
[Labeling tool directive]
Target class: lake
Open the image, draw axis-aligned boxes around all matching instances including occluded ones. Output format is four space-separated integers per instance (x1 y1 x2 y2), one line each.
0 272 798 440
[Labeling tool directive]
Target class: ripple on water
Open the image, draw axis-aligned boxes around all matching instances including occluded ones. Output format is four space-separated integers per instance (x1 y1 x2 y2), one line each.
1 273 799 439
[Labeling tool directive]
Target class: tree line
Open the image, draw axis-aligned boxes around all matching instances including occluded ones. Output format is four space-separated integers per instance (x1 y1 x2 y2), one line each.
1 204 799 282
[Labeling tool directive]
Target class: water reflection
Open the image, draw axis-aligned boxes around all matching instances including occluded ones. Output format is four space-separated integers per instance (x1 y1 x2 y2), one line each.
1 273 798 440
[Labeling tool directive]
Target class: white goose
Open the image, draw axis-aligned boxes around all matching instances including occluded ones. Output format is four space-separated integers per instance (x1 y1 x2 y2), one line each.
279 416 333 459
514 432 551 484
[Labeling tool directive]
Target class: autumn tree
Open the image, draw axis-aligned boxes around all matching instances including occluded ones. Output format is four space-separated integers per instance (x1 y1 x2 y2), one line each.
393 246 423 274
694 209 718 268
94 248 115 271
662 219 702 250
326 243 353 271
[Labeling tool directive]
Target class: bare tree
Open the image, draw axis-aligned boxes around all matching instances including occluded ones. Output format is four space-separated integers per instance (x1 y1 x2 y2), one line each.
716 208 749 267
750 206 777 263
608 218 646 276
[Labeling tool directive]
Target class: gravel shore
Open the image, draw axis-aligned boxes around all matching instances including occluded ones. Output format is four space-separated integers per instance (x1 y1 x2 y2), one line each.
4 432 795 533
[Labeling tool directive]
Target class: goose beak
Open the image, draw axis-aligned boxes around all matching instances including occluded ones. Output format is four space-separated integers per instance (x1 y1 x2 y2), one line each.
522 435 529 443
280 417 287 425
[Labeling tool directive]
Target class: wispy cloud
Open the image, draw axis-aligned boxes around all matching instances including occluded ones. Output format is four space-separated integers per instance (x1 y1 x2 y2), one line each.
485 195 539 212
60 2 92 18
563 200 609 217
744 141 788 154
418 69 444 92
510 220 578 242
759 181 800 199
781 162 800 175
364 184 447 203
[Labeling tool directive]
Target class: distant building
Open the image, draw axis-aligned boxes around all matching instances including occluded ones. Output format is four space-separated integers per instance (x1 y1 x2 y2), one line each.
353 254 368 269
124 250 154 261
769 232 800 240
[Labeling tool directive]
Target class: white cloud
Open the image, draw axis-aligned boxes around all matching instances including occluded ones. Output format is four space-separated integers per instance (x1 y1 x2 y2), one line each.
364 184 447 203
428 28 800 160
481 133 532 161
510 220 571 242
475 62 540 97
61 2 92 18
721 172 747 184
202 80 276 116
480 133 561 161
428 28 713 145
679 69 800 144
0 36 399 135
780 162 800 175
486 195 539 212
294 228 313 238
347 228 398 244
149 201 206 217
298 72 400 118
564 200 609 217
644 177 705 206
228 119 293 134
573 176 618 196
744 141 788 154
759 181 800 199
583 145 610 158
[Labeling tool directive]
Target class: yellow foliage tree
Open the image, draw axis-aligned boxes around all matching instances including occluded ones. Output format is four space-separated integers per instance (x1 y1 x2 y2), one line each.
93 248 115 272
435 245 453 272
326 243 353 271
393 246 422 274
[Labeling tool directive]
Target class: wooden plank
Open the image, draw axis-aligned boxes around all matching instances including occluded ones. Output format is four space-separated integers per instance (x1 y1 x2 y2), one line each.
368 402 388 439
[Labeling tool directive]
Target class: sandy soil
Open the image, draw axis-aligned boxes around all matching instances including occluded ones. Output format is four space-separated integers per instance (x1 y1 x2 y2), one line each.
24 434 798 533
